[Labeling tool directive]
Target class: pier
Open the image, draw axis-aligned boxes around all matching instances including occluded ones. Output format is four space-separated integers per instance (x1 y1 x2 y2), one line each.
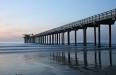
23 8 116 68
24 8 116 48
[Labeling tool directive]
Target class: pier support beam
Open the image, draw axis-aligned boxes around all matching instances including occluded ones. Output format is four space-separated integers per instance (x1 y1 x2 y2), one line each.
59 33 60 44
52 34 54 45
40 36 42 44
41 36 42 44
67 31 71 64
74 29 77 46
55 34 56 44
49 35 51 45
40 37 41 44
98 25 102 67
37 37 39 44
43 36 44 44
98 25 101 48
67 31 70 45
62 32 64 45
39 37 41 44
39 37 40 44
47 35 48 44
94 27 97 46
42 36 44 44
56 33 58 44
39 36 41 44
43 35 45 44
41 36 43 44
44 36 46 44
83 28 87 46
109 24 112 47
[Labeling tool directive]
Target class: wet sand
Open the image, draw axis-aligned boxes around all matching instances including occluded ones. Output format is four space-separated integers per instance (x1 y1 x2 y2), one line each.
0 43 116 75
0 52 82 75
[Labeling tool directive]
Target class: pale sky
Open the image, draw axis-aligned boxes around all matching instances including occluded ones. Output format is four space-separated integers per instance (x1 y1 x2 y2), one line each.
0 0 116 42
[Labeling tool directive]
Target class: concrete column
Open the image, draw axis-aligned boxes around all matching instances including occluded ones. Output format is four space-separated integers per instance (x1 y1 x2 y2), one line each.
56 33 58 45
67 31 70 45
94 27 97 46
38 37 39 44
109 24 112 47
44 36 45 44
24 38 26 43
59 33 60 44
45 36 47 44
42 36 43 44
29 38 31 43
98 25 101 67
41 36 42 44
74 29 77 46
62 32 64 45
39 36 40 44
45 35 46 44
52 34 54 45
83 28 87 46
33 37 35 43
55 34 56 44
98 25 101 47
49 35 51 45
47 35 48 44
42 36 44 44
40 36 42 44
29 37 31 43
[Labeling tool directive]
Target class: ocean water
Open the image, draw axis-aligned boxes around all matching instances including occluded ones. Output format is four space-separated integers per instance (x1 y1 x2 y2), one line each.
0 42 116 75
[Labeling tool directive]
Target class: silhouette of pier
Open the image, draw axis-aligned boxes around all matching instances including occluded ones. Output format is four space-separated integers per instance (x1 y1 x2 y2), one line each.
23 9 116 68
24 8 116 48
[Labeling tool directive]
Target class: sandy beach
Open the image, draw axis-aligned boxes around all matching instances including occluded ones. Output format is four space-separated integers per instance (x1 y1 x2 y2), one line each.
0 43 115 75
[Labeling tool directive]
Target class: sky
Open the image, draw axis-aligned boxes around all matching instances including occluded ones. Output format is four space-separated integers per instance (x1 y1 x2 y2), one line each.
0 0 116 43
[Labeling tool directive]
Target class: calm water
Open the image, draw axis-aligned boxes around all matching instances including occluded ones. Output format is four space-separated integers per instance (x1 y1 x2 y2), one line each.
0 43 116 75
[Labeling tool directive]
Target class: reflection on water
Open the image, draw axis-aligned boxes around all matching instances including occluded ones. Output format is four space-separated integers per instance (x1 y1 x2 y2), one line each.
49 45 116 75
50 46 116 68
0 43 116 75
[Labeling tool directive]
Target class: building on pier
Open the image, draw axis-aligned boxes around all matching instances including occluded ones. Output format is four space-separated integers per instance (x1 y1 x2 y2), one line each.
24 34 35 43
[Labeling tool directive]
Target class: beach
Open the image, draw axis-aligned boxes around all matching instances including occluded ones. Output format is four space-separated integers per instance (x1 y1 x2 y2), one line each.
0 43 116 75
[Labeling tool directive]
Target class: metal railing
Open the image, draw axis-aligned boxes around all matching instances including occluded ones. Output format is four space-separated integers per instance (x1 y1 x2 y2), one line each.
35 8 116 36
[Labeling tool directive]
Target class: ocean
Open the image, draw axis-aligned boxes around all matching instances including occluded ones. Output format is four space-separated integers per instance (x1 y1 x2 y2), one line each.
0 42 116 75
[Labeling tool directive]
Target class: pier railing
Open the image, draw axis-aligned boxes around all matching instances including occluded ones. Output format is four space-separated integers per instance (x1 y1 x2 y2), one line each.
35 8 116 36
